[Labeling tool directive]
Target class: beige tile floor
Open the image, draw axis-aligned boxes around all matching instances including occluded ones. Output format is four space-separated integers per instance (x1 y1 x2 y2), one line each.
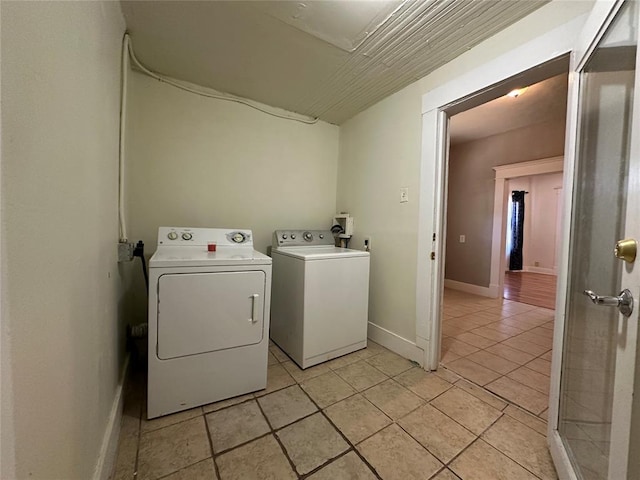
441 289 554 419
112 336 557 480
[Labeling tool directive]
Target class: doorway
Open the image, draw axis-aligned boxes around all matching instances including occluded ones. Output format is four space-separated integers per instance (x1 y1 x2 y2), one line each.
438 70 567 416
420 2 640 478
503 167 564 310
503 172 563 310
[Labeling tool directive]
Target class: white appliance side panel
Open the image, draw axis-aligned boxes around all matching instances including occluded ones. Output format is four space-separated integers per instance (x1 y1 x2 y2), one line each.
157 271 265 359
269 253 304 363
303 256 370 360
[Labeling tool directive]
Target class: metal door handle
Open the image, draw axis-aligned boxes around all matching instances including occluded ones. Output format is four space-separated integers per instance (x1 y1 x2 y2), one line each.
249 294 259 323
583 289 633 317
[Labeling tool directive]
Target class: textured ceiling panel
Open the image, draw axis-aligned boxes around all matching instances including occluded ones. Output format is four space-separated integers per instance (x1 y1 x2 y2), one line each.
121 0 550 125
251 1 405 53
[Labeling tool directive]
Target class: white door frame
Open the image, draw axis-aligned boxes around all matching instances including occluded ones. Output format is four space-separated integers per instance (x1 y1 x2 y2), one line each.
417 15 586 371
490 156 564 299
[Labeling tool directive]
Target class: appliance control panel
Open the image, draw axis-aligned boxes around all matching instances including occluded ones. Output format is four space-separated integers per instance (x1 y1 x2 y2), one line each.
158 227 253 247
273 230 334 247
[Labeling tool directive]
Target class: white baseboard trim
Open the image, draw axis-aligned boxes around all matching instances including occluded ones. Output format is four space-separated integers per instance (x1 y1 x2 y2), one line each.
523 266 557 276
93 354 130 480
367 322 424 366
488 284 500 298
444 279 493 298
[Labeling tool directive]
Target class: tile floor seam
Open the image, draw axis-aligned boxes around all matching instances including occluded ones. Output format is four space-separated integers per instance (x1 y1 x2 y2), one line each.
393 410 474 468
478 429 548 480
428 394 504 440
297 375 384 480
361 358 395 378
203 394 256 414
252 396 301 478
429 467 449 479
486 377 549 416
438 367 550 424
452 379 509 412
297 449 354 479
154 459 212 480
202 407 222 479
140 409 205 435
445 354 509 380
445 436 484 470
126 330 556 479
451 436 546 480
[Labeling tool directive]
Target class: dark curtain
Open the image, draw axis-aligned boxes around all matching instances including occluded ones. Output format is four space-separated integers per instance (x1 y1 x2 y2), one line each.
509 191 526 271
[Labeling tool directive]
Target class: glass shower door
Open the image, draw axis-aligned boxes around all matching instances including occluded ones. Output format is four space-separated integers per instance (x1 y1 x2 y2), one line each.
551 1 640 479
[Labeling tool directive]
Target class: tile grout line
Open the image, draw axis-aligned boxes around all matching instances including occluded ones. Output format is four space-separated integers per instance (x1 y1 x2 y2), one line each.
252 393 302 479
443 362 548 417
202 410 223 480
298 387 384 480
131 327 552 479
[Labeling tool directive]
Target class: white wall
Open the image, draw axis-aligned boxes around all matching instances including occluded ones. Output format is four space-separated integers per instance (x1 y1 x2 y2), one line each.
509 172 563 273
1 2 125 478
337 0 593 344
338 84 422 342
124 71 340 322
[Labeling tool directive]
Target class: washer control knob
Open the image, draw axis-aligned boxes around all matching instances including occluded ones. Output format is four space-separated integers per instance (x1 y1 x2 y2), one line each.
282 234 288 240
167 232 178 240
232 232 246 243
182 232 193 241
319 234 324 239
303 231 313 242
291 234 296 240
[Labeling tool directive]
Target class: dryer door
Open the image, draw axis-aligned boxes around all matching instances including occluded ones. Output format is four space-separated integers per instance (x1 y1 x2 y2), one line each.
156 271 266 359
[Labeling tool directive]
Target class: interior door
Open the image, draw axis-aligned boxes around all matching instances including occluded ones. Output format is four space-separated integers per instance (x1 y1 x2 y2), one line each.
549 1 640 479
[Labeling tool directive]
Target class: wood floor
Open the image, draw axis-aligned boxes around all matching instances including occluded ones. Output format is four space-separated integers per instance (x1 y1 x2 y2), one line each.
503 271 557 310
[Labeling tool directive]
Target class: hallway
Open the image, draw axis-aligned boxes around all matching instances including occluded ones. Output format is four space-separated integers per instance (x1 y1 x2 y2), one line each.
440 289 552 420
504 272 557 310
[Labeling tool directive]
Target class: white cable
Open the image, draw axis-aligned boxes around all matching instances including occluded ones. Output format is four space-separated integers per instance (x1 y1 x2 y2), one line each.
118 34 130 242
125 35 319 125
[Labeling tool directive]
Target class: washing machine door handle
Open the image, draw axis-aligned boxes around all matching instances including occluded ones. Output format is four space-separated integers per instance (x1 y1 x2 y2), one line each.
249 294 260 324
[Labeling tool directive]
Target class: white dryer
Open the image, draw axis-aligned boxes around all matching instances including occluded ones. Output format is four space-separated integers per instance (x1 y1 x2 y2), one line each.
147 227 271 419
270 230 370 369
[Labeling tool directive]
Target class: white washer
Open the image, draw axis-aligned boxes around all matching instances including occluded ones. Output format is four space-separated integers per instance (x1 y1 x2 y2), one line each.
147 227 271 419
270 230 370 369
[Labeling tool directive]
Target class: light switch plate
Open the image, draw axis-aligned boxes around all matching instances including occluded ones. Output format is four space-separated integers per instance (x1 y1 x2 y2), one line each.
459 235 466 243
400 187 409 203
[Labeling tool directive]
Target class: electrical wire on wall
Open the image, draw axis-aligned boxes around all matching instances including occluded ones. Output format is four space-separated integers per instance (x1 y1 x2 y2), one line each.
118 34 130 242
123 33 320 125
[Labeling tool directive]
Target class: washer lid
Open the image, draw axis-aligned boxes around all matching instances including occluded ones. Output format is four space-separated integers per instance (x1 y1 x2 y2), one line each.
150 246 272 267
273 246 369 260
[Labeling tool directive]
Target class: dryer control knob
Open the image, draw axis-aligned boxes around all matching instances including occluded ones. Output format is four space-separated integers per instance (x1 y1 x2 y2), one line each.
167 232 178 240
303 232 313 242
291 234 296 239
282 234 288 240
319 234 324 239
182 232 193 241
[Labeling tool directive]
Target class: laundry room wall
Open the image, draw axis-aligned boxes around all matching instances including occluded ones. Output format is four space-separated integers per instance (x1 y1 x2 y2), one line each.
336 0 592 347
446 120 566 288
124 71 339 322
1 2 126 479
